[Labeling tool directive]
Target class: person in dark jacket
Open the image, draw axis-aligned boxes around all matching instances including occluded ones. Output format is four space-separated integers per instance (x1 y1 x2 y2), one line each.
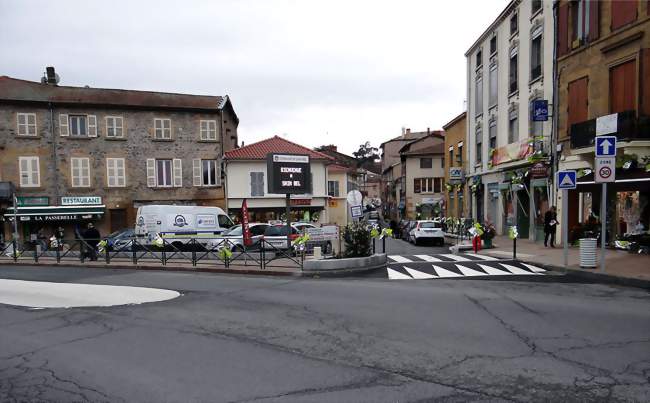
544 206 558 248
82 223 101 261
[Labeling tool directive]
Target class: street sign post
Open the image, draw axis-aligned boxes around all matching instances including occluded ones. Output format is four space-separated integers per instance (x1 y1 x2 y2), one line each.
347 190 363 221
557 170 577 269
594 136 616 274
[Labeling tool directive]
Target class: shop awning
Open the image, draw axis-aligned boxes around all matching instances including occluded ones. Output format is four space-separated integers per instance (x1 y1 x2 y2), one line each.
4 205 105 222
576 170 650 192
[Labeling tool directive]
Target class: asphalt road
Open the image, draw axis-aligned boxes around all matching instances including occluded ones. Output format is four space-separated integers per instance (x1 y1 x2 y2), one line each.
1 265 649 402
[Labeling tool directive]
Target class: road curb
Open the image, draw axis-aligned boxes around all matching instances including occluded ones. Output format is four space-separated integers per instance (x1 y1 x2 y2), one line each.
517 259 650 290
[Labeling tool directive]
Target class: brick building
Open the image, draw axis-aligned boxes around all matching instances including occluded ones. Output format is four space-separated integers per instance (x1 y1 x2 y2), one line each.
0 67 238 241
555 0 650 242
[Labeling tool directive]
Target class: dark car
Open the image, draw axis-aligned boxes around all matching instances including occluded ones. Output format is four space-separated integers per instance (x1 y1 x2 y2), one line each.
104 228 135 251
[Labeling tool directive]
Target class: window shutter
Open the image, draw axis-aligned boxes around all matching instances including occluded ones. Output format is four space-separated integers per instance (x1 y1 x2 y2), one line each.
31 158 40 186
88 115 97 137
587 0 599 42
258 172 264 196
173 159 183 187
146 159 156 187
611 0 637 30
557 3 569 57
107 159 114 187
59 114 69 136
250 172 257 196
19 158 28 186
216 160 222 186
193 159 202 186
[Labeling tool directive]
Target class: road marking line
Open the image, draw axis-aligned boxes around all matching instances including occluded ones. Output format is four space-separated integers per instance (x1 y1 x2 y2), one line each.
387 267 413 280
388 255 413 263
477 264 511 275
499 263 541 275
439 254 471 262
414 254 443 262
455 264 487 277
463 252 499 261
431 265 462 278
404 266 437 279
521 263 546 273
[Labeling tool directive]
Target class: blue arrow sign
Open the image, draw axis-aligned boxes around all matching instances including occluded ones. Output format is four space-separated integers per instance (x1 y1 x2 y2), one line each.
595 136 616 157
557 170 577 190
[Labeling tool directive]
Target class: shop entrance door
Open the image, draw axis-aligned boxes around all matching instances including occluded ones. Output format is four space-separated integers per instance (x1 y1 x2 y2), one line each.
516 191 530 239
109 209 127 232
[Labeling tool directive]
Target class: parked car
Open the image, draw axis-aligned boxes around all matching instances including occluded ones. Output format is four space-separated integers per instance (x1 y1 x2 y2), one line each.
409 220 445 246
213 223 270 251
293 222 316 233
104 228 135 251
261 224 300 250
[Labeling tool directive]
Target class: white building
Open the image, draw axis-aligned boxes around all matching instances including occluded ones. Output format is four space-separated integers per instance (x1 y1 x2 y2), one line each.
224 136 332 223
465 0 555 241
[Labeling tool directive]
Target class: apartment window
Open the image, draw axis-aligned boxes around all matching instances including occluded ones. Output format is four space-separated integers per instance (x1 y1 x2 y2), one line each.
476 50 482 68
610 60 636 113
434 178 442 193
200 120 218 141
489 35 497 55
420 158 432 169
489 64 498 107
17 113 37 136
489 121 497 150
146 159 182 188
18 156 40 187
154 118 172 139
414 178 435 193
476 128 483 164
611 0 637 30
532 0 542 15
510 12 518 35
71 157 91 188
457 143 463 164
328 180 340 197
475 76 484 116
250 172 265 196
509 52 518 94
508 114 518 144
106 158 126 187
106 116 124 138
69 115 87 136
449 147 454 167
155 159 173 187
203 160 219 186
530 33 542 81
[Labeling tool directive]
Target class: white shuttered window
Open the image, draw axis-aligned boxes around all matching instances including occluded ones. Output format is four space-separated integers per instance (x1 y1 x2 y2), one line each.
71 157 91 187
17 113 37 136
106 116 124 138
147 159 181 187
250 172 264 196
200 120 217 140
154 118 172 139
106 158 126 187
18 157 40 187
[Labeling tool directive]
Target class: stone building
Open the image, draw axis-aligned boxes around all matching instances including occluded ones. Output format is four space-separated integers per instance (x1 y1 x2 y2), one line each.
465 0 555 241
443 112 468 218
555 0 650 242
0 67 238 240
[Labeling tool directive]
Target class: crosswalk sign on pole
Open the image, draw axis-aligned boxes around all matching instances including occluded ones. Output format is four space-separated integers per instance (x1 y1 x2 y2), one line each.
595 136 617 157
557 170 577 190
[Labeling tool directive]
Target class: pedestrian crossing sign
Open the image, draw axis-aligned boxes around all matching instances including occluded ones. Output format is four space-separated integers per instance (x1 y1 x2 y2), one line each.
557 170 577 190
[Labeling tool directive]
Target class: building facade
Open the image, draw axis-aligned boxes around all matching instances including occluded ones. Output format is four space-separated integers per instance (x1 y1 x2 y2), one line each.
555 0 650 243
224 136 332 223
399 133 446 219
0 68 238 241
326 164 356 227
443 112 468 218
466 0 555 241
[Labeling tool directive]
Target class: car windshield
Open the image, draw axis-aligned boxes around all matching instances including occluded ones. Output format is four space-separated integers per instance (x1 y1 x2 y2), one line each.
265 226 296 236
225 225 242 236
419 222 437 228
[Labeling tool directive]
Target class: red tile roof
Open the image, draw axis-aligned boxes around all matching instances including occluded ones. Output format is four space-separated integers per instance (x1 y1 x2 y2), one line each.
0 76 226 111
225 136 334 161
328 164 352 173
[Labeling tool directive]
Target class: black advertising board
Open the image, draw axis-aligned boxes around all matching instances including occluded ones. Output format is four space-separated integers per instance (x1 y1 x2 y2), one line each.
267 153 311 194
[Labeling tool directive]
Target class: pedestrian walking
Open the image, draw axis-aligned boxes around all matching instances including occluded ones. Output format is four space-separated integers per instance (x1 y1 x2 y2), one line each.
544 206 558 248
82 223 101 261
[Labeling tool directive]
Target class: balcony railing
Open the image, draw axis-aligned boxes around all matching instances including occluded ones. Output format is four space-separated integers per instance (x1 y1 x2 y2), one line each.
570 111 650 149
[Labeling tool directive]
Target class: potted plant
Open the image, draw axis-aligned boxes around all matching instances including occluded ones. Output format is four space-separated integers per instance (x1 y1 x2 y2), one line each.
481 222 496 248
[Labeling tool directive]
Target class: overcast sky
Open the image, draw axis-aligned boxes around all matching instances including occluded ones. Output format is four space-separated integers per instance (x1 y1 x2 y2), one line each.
1 0 507 155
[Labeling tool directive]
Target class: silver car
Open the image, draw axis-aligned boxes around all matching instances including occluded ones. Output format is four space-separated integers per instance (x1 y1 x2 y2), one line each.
409 220 445 246
211 223 269 251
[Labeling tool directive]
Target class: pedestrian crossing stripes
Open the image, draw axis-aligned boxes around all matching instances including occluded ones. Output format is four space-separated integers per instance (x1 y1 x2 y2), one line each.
387 253 501 263
386 261 545 280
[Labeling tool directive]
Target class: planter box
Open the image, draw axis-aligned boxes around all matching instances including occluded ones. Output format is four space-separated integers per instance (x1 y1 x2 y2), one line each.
303 253 387 272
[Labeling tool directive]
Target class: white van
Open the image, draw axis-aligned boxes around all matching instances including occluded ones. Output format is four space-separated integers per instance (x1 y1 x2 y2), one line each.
135 205 234 246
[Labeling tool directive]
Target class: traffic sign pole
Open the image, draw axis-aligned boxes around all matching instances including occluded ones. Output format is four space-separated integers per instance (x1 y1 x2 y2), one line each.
600 183 606 273
563 189 568 269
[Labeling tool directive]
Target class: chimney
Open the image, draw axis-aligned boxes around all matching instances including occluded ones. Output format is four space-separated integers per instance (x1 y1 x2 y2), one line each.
427 127 430 134
406 128 411 134
45 66 57 85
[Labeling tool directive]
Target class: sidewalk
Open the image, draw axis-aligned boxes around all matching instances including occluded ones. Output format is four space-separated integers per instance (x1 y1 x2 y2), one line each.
480 235 650 285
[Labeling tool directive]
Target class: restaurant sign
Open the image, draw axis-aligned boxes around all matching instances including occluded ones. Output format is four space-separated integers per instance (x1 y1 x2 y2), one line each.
530 162 548 178
61 196 102 206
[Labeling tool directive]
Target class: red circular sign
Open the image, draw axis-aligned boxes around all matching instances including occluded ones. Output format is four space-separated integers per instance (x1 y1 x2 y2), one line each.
599 166 612 178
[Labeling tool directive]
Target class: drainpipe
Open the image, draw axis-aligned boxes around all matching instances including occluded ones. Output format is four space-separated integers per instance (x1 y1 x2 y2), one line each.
551 1 560 208
49 102 60 205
